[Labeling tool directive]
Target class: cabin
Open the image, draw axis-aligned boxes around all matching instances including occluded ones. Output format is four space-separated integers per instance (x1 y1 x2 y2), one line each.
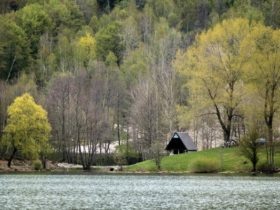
165 132 197 154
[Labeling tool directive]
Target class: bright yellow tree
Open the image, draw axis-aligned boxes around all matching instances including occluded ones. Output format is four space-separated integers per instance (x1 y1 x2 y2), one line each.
3 93 51 167
175 18 255 145
76 32 96 69
241 26 280 170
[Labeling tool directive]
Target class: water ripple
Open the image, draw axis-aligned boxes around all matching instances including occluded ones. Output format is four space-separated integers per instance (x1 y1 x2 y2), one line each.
0 175 279 209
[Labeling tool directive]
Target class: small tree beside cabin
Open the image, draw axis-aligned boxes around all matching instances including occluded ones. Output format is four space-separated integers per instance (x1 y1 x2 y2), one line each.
239 127 261 172
3 93 51 167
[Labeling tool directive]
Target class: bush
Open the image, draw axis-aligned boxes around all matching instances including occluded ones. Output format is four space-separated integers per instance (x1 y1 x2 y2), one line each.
94 154 116 166
114 144 141 166
188 157 220 173
239 126 261 172
33 160 42 171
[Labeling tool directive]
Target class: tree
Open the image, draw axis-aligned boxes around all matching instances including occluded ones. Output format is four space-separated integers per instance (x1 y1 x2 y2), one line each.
121 15 141 57
252 0 280 28
131 80 166 151
0 74 37 159
150 18 181 135
115 142 139 165
75 32 96 69
95 21 123 64
239 125 261 172
43 0 84 33
44 0 72 33
16 3 51 56
46 74 73 162
36 32 57 87
150 140 164 170
56 30 76 73
241 25 280 170
222 0 264 23
3 93 51 167
176 18 254 145
172 0 212 32
46 68 119 169
0 15 29 81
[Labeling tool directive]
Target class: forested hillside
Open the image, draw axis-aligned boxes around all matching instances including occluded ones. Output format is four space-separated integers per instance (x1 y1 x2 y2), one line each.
0 0 280 170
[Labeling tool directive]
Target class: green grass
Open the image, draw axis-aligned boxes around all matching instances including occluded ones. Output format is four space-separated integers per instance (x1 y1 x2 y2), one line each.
188 157 221 173
127 147 280 173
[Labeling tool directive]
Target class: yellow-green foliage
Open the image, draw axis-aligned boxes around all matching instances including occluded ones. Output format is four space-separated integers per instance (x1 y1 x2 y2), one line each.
33 159 42 171
3 93 51 159
76 32 96 61
175 18 255 112
240 20 280 168
73 31 97 69
241 25 280 112
188 157 221 173
174 19 260 138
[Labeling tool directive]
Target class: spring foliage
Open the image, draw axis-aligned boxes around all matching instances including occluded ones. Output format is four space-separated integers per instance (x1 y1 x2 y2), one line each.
3 93 51 159
239 128 260 172
1 0 280 169
241 25 280 169
175 18 254 143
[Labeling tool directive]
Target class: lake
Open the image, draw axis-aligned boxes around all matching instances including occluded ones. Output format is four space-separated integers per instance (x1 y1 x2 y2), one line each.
0 174 279 209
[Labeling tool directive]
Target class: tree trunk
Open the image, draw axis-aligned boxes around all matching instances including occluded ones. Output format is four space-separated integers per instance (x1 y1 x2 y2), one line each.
253 163 256 172
7 147 17 168
83 164 91 170
252 147 257 172
267 125 274 171
223 129 231 147
41 155 47 169
117 92 120 146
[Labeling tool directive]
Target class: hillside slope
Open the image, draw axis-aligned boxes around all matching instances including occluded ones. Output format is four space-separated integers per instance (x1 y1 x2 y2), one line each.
127 147 280 173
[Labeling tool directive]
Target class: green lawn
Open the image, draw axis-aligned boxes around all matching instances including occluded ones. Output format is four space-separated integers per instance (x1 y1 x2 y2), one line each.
127 147 280 173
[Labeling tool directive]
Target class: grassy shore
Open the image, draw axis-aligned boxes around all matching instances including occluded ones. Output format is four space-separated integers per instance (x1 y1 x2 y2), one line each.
1 147 280 174
126 147 280 173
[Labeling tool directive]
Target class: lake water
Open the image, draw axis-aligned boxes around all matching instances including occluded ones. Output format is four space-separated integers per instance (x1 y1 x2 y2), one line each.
0 174 280 209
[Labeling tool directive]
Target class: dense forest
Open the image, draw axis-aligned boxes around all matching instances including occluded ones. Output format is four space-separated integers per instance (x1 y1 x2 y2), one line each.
0 0 280 170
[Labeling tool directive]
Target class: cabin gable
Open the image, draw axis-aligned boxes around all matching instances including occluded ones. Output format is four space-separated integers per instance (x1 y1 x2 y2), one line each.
165 132 197 154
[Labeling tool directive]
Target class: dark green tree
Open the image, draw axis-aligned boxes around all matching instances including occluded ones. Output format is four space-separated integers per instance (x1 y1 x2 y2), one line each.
16 3 51 56
0 15 29 80
96 21 124 64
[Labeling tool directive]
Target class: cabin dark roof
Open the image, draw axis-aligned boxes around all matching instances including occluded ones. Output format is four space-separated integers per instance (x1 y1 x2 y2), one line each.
165 132 197 151
177 132 197 150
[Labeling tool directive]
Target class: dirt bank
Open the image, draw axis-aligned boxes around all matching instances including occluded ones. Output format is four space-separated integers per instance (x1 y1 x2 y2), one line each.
0 159 58 172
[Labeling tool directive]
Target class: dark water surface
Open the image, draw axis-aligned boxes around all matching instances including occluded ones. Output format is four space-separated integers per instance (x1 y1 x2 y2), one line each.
0 174 279 209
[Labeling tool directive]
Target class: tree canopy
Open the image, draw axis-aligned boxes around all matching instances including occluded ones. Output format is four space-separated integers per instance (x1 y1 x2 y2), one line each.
176 18 254 144
1 0 280 171
3 93 51 167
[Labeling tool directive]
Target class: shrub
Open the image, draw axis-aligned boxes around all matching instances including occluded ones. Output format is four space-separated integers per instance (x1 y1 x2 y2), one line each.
114 144 141 166
188 157 220 173
239 126 261 172
33 160 42 171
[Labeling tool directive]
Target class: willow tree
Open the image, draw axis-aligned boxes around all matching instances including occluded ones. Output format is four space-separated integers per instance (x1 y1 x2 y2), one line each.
241 26 280 170
175 18 254 145
3 93 51 167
